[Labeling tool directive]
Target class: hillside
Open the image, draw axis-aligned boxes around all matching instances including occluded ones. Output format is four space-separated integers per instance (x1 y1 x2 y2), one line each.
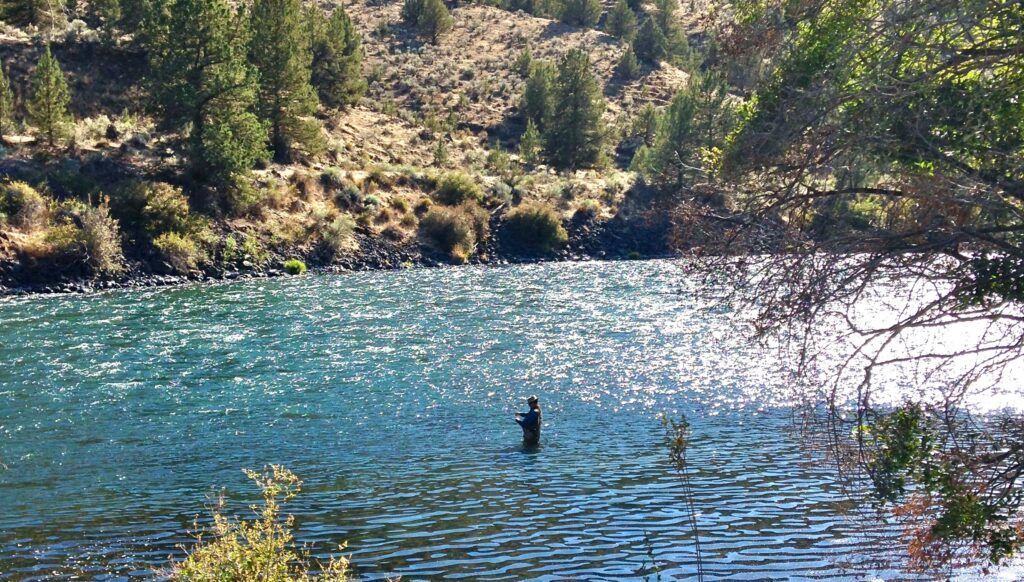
0 0 704 293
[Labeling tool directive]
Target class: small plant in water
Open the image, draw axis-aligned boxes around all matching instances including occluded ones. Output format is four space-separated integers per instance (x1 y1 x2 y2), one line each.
662 414 704 581
172 465 350 581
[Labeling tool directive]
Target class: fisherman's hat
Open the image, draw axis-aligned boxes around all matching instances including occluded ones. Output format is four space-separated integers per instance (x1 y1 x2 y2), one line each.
526 395 538 403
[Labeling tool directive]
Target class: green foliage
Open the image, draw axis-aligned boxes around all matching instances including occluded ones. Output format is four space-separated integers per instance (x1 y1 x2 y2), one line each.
172 465 350 581
632 102 660 146
632 18 666 64
963 255 1024 306
140 183 193 236
309 7 366 110
641 71 733 190
0 65 15 140
250 0 324 162
153 231 204 274
864 405 1024 566
433 172 483 206
27 47 73 148
605 0 637 41
282 258 307 274
87 0 122 34
520 60 555 131
414 0 453 44
545 49 605 169
518 119 543 166
615 46 640 80
559 0 601 28
0 181 48 230
514 45 533 78
418 201 489 263
401 0 424 26
502 202 567 252
148 0 267 200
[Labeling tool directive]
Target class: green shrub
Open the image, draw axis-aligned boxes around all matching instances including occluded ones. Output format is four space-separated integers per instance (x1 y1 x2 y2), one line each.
153 231 204 274
222 234 239 265
503 203 567 253
321 214 357 256
171 465 350 581
627 250 642 260
575 198 601 219
283 259 307 275
433 172 484 206
418 202 489 263
142 183 192 236
1 181 48 231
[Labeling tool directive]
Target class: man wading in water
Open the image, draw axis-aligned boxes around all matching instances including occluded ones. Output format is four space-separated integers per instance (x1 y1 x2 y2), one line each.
514 395 541 445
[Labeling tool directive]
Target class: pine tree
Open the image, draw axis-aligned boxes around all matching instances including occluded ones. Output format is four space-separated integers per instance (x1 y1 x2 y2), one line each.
654 0 676 31
309 6 366 109
615 46 640 79
514 44 532 78
518 119 543 166
519 60 555 131
633 18 666 64
148 0 267 199
417 0 453 44
401 0 425 26
545 48 605 169
249 0 324 161
644 85 697 188
605 0 637 42
27 46 73 148
0 65 14 142
559 0 600 28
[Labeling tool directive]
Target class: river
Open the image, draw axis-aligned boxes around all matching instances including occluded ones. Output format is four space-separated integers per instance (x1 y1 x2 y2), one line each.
0 260 1014 580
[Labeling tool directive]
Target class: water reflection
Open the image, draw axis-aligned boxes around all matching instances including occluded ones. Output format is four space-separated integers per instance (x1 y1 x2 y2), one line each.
0 261 1016 580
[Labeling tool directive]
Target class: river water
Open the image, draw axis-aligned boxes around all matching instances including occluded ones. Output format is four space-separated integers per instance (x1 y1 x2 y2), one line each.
0 261 1015 580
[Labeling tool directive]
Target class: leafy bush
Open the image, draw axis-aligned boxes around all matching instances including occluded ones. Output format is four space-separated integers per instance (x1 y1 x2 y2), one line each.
433 172 484 206
153 231 204 274
418 202 489 263
283 259 307 275
1 181 48 231
142 183 192 236
575 198 601 219
502 203 567 253
171 465 350 581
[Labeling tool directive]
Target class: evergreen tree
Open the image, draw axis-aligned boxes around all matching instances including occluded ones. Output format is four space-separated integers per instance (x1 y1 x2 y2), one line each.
514 44 532 78
545 48 605 169
309 6 366 109
87 0 121 34
643 83 697 188
148 0 267 199
615 46 640 79
559 0 600 28
633 102 659 146
401 0 424 26
519 60 555 131
249 0 324 161
119 0 152 35
653 0 675 31
0 65 14 142
27 46 72 148
633 18 666 63
518 119 543 165
417 0 453 44
605 0 637 42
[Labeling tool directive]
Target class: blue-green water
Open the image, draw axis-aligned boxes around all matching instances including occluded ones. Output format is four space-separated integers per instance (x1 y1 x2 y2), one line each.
0 261 943 579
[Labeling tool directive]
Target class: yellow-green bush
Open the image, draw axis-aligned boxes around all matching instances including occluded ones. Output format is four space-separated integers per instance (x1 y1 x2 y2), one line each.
418 202 489 263
142 183 193 236
432 172 484 206
503 203 567 253
153 231 204 274
320 214 357 257
79 201 125 276
0 181 49 231
172 465 349 581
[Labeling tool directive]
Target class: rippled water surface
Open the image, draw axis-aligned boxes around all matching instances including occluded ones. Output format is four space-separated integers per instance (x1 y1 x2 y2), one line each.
0 261 995 580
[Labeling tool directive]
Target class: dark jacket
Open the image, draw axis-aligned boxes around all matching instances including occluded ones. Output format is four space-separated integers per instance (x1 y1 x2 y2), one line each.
516 408 541 444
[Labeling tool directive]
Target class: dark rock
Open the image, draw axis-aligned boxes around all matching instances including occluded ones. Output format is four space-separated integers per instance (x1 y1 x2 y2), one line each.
105 124 121 140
